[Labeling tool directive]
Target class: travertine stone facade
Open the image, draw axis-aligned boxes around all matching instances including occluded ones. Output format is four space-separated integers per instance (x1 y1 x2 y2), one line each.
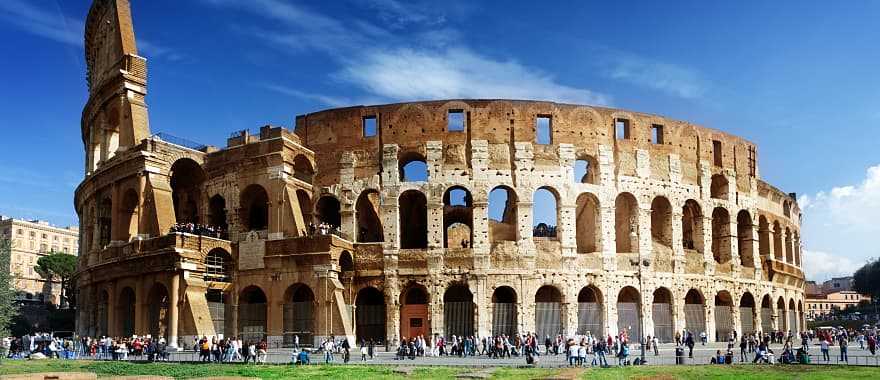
75 0 805 348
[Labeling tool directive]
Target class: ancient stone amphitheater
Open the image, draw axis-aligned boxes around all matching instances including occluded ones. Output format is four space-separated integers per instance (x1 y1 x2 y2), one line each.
75 0 805 348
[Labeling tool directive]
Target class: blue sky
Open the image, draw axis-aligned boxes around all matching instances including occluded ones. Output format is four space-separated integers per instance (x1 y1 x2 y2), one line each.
1 0 879 280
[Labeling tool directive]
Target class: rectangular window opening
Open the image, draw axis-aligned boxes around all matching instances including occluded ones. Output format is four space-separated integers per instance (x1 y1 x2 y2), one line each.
447 110 465 132
615 119 630 140
713 140 723 166
536 116 552 145
362 116 377 137
651 124 664 144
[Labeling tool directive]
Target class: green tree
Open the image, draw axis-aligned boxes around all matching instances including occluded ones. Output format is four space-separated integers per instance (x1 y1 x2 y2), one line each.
0 238 19 336
34 252 77 308
853 257 880 300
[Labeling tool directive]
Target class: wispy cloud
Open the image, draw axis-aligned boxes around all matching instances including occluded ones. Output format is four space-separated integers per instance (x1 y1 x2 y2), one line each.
603 53 709 100
260 84 354 108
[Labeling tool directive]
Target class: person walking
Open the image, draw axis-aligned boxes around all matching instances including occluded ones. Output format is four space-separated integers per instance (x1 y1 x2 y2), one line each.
838 334 848 363
685 332 695 358
820 338 829 362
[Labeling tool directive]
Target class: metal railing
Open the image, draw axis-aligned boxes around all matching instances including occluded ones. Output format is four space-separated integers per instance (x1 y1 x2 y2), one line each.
151 132 207 151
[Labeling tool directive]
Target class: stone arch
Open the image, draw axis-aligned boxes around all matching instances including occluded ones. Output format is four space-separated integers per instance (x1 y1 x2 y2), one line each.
794 233 801 267
710 174 728 200
575 193 601 253
400 283 430 339
784 227 793 263
714 290 734 341
652 287 674 342
97 196 112 248
206 288 229 337
170 158 205 224
758 215 771 257
776 296 787 332
296 189 312 225
117 286 136 338
682 200 704 253
574 155 599 184
355 190 383 243
356 286 386 344
208 194 228 232
240 184 269 231
399 151 428 182
283 283 315 346
118 188 139 241
204 247 233 282
684 289 706 335
147 282 170 340
488 186 518 242
535 285 563 339
711 207 732 265
339 250 354 273
617 286 642 342
739 292 757 335
96 289 109 337
533 186 559 239
577 285 603 335
238 285 268 342
650 196 673 254
788 298 798 333
737 210 755 267
443 186 473 248
491 286 518 336
615 192 639 253
760 294 773 333
315 195 342 229
443 283 475 338
773 221 783 261
783 200 791 218
399 190 428 249
293 154 314 183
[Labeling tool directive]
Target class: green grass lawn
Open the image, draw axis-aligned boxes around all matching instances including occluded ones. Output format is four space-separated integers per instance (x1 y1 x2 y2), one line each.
0 360 877 379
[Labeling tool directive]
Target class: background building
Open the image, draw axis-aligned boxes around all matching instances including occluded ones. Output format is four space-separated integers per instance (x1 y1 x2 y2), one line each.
804 276 870 319
0 215 79 304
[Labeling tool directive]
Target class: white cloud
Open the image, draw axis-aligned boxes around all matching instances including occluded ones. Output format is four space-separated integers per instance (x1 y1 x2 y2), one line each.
799 164 880 281
260 84 353 108
605 54 708 100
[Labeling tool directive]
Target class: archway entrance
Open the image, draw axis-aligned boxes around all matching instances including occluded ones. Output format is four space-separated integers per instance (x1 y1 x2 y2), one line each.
356 287 386 344
96 290 109 337
715 291 734 341
535 286 563 339
652 288 673 342
760 295 773 333
206 289 228 337
617 287 642 342
238 286 267 343
444 284 474 338
491 287 517 336
739 293 756 335
684 289 706 335
148 283 170 339
117 287 135 338
400 285 429 339
577 286 603 336
788 299 798 333
777 297 787 332
283 284 315 347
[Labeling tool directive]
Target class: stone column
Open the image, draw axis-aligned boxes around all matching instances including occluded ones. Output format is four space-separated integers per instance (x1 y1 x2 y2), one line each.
135 277 146 334
168 273 180 348
729 220 741 276
705 302 715 343
385 279 400 348
600 205 617 271
702 216 714 275
671 210 685 274
474 276 490 338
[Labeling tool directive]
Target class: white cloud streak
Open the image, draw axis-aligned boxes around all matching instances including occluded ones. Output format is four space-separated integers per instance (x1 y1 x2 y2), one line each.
606 54 708 100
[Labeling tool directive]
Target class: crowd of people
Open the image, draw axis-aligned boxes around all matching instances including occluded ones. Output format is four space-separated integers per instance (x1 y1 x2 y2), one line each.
169 222 227 239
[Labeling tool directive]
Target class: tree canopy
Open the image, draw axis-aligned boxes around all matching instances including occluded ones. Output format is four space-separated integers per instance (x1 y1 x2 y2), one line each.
34 252 77 308
0 238 18 336
852 257 880 301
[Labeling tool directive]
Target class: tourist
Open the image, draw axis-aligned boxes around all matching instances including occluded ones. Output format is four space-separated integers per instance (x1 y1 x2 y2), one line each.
820 337 830 361
323 338 335 363
685 332 695 358
838 333 848 363
700 331 707 345
740 336 747 362
652 335 659 356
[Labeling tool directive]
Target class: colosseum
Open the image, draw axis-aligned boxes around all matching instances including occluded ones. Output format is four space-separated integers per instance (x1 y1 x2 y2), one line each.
74 0 805 349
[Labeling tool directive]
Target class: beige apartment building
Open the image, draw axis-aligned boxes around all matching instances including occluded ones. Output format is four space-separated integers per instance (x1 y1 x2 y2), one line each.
0 216 79 304
806 290 871 319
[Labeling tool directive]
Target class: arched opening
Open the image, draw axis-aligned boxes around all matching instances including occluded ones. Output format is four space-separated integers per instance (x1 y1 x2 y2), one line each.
532 187 558 239
148 283 170 340
400 284 429 339
238 286 267 343
208 195 228 234
617 286 642 342
240 184 269 231
206 289 228 337
355 190 383 242
488 186 518 242
652 287 673 342
783 200 791 218
491 286 517 336
684 289 706 335
710 174 728 200
443 186 473 248
339 250 354 273
97 197 112 248
714 290 734 341
574 155 599 184
776 297 787 332
296 189 312 226
788 299 798 333
682 200 704 252
577 286 603 335
711 207 731 265
737 210 754 267
283 284 315 347
798 301 804 333
739 292 756 335
794 233 801 267
760 295 773 333
615 193 639 253
784 227 793 264
356 287 386 344
117 287 136 338
758 216 770 258
315 195 342 230
204 248 233 282
119 189 139 241
575 193 600 253
535 285 563 339
96 290 109 337
773 221 783 261
170 158 205 224
443 284 475 338
399 190 428 249
293 154 314 183
651 197 673 256
399 152 428 182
